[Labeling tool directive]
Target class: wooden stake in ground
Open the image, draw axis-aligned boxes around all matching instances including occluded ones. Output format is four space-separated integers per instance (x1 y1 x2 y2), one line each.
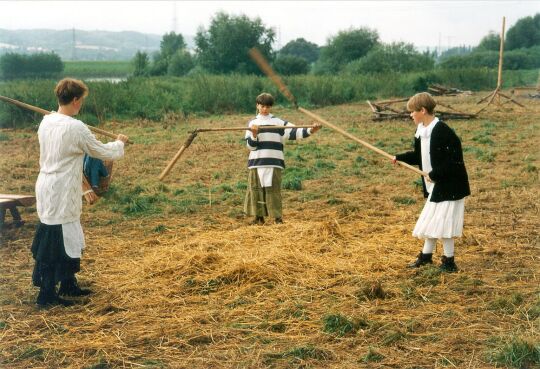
158 131 199 181
476 17 525 113
248 47 428 177
0 95 133 144
0 95 128 204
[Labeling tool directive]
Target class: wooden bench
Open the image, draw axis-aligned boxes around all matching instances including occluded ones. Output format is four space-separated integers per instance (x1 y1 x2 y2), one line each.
0 194 36 228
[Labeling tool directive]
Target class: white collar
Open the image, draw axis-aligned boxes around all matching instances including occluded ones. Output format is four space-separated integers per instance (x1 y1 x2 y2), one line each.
415 117 439 138
256 113 273 119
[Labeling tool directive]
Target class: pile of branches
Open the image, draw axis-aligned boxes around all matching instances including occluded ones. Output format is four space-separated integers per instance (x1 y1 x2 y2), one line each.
366 98 477 121
428 83 471 96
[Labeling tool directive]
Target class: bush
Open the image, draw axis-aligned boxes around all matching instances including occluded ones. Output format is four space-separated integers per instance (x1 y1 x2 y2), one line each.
346 42 435 74
167 50 194 76
273 55 309 75
0 52 64 80
438 47 540 70
1 69 537 128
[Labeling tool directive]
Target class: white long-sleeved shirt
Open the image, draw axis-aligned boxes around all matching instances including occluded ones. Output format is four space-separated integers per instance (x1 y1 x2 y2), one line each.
245 113 312 169
36 112 124 224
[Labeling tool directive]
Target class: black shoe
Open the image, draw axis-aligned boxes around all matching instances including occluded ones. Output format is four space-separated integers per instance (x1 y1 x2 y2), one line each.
58 278 92 297
407 252 433 268
37 290 75 307
439 255 458 273
274 218 283 224
250 216 265 225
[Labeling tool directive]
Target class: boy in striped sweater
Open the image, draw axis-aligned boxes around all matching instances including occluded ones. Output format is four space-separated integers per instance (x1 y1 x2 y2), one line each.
244 93 321 224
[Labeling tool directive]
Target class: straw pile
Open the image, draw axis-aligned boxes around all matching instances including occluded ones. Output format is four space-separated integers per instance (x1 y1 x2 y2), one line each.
0 94 538 368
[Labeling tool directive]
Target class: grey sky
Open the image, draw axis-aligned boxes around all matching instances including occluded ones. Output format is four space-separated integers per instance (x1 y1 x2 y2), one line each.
1 1 539 49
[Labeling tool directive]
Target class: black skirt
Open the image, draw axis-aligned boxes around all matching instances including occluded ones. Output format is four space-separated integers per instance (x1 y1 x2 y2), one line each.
31 223 80 286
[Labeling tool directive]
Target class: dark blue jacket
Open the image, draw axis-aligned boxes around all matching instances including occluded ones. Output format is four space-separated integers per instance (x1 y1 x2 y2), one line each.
396 121 470 202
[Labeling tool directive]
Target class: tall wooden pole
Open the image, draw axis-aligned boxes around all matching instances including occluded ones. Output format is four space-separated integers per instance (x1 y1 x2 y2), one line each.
475 16 525 112
496 16 505 90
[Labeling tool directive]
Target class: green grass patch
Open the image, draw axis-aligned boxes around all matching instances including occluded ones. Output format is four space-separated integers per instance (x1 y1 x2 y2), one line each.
18 345 45 360
64 60 133 78
322 314 359 337
488 337 540 368
413 265 442 286
392 196 416 205
487 293 524 314
264 345 332 363
464 146 496 162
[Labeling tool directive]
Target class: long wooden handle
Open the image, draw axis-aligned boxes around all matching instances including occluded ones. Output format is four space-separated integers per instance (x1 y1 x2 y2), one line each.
248 48 428 177
196 125 317 132
298 108 426 176
0 95 132 144
158 131 198 181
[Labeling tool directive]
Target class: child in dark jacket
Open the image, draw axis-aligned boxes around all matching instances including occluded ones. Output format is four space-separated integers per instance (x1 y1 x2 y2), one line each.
393 92 470 272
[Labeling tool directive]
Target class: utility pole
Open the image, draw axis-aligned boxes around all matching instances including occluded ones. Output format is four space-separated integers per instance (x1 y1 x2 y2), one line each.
72 28 77 61
172 2 177 33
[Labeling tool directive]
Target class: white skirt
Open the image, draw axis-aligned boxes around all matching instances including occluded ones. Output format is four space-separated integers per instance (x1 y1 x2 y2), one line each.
412 193 465 239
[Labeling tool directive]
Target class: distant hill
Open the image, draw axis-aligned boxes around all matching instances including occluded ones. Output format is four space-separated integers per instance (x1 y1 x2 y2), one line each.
0 29 194 61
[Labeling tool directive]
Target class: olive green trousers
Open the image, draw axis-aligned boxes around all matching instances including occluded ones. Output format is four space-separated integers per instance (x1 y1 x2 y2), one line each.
244 168 282 218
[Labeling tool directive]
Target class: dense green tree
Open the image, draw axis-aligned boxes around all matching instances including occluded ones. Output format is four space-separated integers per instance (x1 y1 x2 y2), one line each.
313 27 379 74
145 32 188 76
273 55 309 75
0 52 63 79
195 12 275 74
345 42 435 74
132 51 149 76
168 50 194 76
278 38 320 63
476 32 501 51
148 52 168 76
160 32 187 60
506 13 540 50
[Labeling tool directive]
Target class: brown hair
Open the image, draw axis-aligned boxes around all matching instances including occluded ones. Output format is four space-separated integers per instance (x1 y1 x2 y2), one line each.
406 92 436 114
54 78 89 105
256 93 274 106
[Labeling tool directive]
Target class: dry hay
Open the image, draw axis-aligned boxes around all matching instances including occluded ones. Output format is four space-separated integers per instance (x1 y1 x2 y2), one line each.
0 93 539 368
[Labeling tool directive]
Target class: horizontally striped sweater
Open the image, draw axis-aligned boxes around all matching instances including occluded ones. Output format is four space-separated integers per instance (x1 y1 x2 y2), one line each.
245 113 312 169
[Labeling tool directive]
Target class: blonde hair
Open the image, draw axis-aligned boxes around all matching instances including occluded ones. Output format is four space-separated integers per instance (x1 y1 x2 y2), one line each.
406 92 436 114
54 78 88 105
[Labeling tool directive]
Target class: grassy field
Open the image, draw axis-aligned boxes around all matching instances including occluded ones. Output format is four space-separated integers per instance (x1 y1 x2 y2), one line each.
0 94 539 368
63 61 133 79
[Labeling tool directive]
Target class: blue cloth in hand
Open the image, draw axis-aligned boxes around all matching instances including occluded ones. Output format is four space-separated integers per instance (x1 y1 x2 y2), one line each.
83 155 109 188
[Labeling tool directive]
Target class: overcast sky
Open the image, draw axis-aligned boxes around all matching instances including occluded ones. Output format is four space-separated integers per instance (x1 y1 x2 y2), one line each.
1 1 539 49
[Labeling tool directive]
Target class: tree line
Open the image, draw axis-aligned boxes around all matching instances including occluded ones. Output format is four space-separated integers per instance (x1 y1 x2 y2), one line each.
132 12 540 77
0 12 538 80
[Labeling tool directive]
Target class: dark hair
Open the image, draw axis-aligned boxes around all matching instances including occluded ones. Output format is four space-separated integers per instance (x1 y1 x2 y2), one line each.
54 78 88 105
256 92 274 106
406 92 436 114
